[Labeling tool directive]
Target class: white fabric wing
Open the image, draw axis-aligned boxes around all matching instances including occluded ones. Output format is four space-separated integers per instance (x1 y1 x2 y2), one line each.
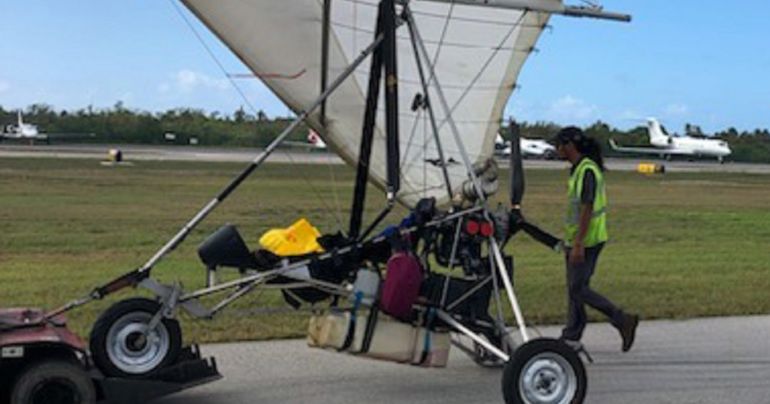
182 0 550 206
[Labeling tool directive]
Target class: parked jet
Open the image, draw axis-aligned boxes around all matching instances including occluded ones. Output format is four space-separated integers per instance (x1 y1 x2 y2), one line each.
495 134 557 159
610 118 731 163
1 111 94 144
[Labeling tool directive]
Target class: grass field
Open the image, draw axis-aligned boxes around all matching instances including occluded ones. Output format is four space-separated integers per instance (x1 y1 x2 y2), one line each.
1 157 769 344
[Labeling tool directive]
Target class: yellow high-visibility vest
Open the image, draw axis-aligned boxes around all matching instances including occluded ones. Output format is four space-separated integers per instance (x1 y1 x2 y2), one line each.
565 158 608 247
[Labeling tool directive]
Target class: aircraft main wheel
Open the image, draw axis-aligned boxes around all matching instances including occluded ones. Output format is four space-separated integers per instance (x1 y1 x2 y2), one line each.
90 298 182 378
502 338 586 404
10 360 96 404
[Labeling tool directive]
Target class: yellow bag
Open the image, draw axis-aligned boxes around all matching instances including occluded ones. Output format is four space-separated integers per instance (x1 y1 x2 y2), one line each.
259 218 324 256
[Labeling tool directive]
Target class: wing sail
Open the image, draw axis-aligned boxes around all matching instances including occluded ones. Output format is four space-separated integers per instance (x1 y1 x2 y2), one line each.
182 0 550 206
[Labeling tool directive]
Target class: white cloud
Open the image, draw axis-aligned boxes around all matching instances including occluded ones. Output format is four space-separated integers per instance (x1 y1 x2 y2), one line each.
664 103 689 117
548 95 598 122
158 69 229 94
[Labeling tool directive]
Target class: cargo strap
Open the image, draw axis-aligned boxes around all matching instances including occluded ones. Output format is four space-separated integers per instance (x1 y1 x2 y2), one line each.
340 292 363 351
416 308 437 365
360 301 380 354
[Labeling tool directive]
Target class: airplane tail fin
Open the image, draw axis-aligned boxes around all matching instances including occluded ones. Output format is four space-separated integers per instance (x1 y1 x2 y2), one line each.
647 118 672 147
608 138 620 150
17 110 23 127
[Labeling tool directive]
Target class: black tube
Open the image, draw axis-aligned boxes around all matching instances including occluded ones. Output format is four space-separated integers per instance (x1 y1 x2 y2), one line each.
383 0 400 195
509 119 525 207
349 4 386 239
320 0 332 127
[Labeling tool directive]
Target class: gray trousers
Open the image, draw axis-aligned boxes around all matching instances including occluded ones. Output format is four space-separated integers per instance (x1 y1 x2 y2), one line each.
561 243 625 341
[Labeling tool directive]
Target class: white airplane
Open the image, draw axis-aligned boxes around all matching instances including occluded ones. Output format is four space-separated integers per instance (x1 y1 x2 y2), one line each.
1 111 94 144
285 129 327 150
610 118 731 163
495 134 557 159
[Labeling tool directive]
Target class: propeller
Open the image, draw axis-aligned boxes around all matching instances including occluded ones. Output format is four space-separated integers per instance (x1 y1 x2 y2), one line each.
506 119 562 251
508 119 525 208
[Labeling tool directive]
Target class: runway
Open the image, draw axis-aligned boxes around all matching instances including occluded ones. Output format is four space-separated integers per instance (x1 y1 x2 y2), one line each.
2 143 770 174
155 315 770 404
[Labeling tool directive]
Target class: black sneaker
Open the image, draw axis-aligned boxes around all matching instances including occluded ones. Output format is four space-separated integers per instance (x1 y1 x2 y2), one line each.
620 314 639 352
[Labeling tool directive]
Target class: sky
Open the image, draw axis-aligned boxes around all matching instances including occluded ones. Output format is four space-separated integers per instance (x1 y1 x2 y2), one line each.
1 1 769 133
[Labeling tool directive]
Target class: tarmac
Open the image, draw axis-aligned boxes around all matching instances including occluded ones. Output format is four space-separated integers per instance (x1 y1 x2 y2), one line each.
2 143 770 174
156 315 770 404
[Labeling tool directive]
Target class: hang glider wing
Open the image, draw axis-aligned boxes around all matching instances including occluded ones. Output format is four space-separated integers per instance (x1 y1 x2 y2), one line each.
181 0 550 206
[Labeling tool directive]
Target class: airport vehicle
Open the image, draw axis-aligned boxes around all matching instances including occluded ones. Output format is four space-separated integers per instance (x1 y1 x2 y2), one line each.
30 2 630 403
0 308 219 404
610 118 731 163
1 111 94 144
496 134 557 159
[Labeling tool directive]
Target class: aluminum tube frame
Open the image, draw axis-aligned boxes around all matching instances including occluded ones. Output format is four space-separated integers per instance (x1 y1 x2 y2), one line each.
406 6 530 343
172 206 484 308
437 310 510 362
409 0 631 22
490 236 529 342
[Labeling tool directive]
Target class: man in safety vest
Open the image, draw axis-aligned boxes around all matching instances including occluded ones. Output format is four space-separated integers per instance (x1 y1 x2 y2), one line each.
553 127 639 352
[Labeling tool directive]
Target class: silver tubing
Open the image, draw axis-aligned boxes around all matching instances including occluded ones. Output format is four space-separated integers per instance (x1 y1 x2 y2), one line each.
141 198 217 272
405 9 453 200
437 310 510 362
207 278 268 317
404 8 488 204
446 275 492 311
180 269 282 302
410 0 631 22
138 33 387 274
490 236 530 342
179 264 350 304
439 217 463 307
489 249 507 332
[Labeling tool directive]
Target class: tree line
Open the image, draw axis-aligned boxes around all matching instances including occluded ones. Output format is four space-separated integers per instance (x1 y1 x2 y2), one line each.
2 104 769 163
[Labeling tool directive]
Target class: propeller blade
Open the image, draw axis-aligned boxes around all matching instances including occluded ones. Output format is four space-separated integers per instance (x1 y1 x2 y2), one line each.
509 119 525 207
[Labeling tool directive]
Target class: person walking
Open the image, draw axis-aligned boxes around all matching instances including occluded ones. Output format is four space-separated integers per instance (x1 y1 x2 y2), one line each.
553 126 639 352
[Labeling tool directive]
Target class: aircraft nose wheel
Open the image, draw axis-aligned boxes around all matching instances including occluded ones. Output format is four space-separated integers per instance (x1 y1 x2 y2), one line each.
502 338 586 404
90 298 182 378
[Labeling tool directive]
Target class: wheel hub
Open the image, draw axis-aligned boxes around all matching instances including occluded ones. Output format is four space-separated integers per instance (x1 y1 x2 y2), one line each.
106 312 170 375
519 353 577 404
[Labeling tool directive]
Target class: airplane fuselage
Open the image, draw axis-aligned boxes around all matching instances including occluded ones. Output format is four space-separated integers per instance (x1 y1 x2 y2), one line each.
611 118 732 162
651 136 731 159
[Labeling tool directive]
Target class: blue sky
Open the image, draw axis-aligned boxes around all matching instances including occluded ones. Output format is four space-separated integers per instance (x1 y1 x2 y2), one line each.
1 1 768 133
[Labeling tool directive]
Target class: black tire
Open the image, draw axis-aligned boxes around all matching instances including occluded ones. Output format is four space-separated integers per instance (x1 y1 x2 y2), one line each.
10 360 96 404
502 338 586 404
89 298 182 378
